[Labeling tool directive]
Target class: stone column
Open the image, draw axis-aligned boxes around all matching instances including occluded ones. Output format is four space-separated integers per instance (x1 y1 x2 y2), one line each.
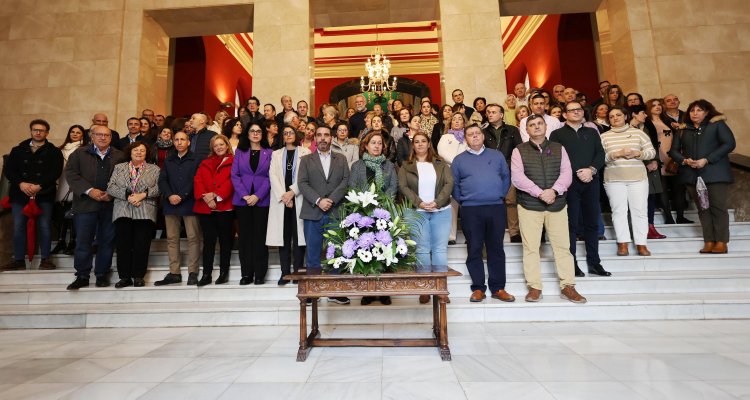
251 0 314 109
438 0 507 105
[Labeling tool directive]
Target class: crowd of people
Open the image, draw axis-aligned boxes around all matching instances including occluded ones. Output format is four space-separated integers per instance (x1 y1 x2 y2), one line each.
0 80 737 305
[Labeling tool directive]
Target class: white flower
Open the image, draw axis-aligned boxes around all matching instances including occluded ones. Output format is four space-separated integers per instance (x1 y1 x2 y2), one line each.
359 191 379 208
388 221 394 229
376 219 388 230
333 258 342 269
357 249 372 263
397 243 408 256
371 246 385 260
345 189 361 204
349 227 360 239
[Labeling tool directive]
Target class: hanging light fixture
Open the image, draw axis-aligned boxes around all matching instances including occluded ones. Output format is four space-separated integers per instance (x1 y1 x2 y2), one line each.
360 25 397 94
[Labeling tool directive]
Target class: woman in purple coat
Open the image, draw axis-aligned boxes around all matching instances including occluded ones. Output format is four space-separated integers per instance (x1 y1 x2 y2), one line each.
232 122 273 285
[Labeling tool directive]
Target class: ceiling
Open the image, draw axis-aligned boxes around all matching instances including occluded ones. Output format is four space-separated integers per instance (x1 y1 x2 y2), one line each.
145 4 254 38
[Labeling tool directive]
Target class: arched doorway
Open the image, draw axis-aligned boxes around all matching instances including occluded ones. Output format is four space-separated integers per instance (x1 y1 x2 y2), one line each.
328 77 433 115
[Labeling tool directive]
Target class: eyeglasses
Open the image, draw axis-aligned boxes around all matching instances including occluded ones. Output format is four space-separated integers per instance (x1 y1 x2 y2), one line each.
337 128 348 132
92 133 111 138
248 129 262 134
31 129 47 133
565 108 584 113
283 131 296 136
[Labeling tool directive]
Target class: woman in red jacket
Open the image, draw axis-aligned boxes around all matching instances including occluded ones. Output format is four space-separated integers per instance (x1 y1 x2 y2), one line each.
193 134 235 286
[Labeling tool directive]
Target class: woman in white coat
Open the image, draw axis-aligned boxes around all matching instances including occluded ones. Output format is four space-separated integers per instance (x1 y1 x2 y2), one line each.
437 112 468 244
266 125 310 285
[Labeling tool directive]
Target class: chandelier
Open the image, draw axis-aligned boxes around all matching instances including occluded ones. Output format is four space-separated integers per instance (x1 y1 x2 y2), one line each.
360 46 397 94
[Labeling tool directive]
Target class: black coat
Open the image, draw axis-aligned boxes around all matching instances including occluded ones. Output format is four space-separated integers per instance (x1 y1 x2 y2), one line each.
65 145 125 214
5 139 64 204
668 116 736 185
483 123 522 164
118 134 144 151
190 128 216 162
158 151 199 216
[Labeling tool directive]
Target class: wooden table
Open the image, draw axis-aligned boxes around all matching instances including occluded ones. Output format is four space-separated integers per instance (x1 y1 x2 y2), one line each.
286 268 462 362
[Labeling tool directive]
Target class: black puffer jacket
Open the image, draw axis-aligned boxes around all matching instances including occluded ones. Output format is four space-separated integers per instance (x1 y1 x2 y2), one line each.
668 115 736 185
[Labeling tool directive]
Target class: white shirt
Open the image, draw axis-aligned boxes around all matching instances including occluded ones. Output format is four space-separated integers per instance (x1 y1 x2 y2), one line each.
416 162 436 203
466 145 486 155
318 149 332 179
519 114 564 142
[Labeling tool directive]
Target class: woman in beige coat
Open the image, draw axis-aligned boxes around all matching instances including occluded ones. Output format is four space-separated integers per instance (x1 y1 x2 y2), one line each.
266 125 310 285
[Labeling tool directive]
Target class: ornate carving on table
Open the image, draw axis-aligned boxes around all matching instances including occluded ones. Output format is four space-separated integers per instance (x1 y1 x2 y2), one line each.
287 269 462 362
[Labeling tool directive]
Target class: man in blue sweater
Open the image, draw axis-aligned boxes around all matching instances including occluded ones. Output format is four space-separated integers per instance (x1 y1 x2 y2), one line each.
451 124 515 303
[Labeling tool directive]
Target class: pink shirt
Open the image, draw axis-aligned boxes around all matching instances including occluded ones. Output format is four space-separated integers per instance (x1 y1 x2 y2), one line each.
510 144 573 198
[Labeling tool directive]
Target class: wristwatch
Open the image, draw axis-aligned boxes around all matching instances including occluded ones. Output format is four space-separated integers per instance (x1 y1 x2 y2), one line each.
589 166 597 175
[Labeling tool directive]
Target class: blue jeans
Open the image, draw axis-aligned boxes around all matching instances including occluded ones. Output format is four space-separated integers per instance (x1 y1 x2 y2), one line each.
73 206 115 278
413 208 451 273
12 202 53 261
303 213 330 269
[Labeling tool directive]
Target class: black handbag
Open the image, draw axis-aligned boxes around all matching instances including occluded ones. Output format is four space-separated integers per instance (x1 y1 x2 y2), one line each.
59 191 74 220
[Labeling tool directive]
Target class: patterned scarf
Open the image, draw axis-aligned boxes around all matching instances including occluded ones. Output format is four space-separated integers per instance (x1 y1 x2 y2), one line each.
128 162 144 193
363 153 385 189
156 137 173 149
448 128 465 144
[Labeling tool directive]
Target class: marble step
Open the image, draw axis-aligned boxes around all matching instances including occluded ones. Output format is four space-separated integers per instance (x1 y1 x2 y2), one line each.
28 234 750 271
1 292 748 328
2 269 750 306
4 250 749 286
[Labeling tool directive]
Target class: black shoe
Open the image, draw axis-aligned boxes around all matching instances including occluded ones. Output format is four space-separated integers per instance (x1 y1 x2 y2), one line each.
67 277 89 290
278 279 290 286
133 278 145 287
574 265 585 277
292 280 299 284
306 298 321 304
361 296 374 305
254 278 265 285
197 274 212 287
239 277 253 285
448 240 456 245
676 216 694 224
50 241 66 255
215 271 229 285
379 296 392 305
598 235 607 240
95 276 110 287
154 273 182 286
115 278 133 288
187 272 199 285
588 264 612 277
663 215 676 224
328 297 350 305
510 235 522 243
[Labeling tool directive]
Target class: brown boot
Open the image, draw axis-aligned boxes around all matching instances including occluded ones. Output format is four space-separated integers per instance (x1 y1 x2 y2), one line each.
699 241 715 254
1 260 26 271
38 258 57 270
636 245 651 256
491 289 516 302
616 242 629 256
560 286 587 304
711 241 728 254
469 290 486 303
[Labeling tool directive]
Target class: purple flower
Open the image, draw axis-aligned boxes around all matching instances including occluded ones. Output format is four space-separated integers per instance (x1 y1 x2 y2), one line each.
397 238 406 248
357 232 376 249
357 216 375 228
326 244 335 259
373 208 391 221
342 212 362 228
342 239 357 258
375 230 392 246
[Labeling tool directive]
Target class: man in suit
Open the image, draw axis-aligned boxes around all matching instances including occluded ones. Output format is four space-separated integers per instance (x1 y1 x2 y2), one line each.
297 125 351 304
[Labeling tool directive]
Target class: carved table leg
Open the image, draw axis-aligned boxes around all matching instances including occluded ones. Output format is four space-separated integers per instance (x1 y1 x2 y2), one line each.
297 298 311 362
438 295 451 361
311 297 320 339
432 295 440 340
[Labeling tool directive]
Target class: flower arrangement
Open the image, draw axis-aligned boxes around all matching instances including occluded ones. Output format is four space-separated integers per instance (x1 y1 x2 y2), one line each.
323 183 418 276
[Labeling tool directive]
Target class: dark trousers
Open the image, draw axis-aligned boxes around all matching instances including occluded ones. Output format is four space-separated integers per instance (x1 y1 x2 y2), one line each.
280 206 305 276
236 206 269 280
688 182 730 242
460 204 506 293
114 218 155 279
566 176 601 267
304 213 330 269
660 174 687 219
198 212 234 274
73 206 115 278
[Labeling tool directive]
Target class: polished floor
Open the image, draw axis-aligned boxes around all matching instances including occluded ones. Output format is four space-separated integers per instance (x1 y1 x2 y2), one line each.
0 320 749 399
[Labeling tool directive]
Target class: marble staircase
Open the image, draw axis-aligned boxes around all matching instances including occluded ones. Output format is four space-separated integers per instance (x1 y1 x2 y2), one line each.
1 210 749 328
